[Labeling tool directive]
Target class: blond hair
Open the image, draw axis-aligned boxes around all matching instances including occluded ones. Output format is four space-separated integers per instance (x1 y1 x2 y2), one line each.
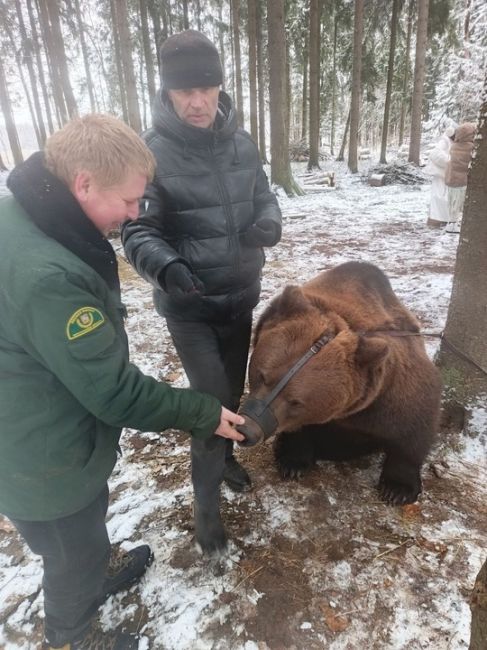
44 114 156 187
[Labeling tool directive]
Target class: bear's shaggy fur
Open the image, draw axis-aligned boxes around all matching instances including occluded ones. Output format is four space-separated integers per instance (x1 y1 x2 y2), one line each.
246 262 442 504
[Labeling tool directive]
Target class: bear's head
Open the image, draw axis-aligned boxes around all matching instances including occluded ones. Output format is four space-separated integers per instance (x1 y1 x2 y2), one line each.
238 285 391 446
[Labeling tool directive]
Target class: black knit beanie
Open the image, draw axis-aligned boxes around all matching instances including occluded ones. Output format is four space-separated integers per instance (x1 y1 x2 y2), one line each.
160 30 223 90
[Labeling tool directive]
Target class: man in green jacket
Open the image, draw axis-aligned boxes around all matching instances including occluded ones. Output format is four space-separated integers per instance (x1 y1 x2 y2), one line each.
0 114 244 650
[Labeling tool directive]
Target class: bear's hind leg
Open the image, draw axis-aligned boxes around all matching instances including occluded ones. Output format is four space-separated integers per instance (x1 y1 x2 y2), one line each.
379 445 423 505
274 430 316 479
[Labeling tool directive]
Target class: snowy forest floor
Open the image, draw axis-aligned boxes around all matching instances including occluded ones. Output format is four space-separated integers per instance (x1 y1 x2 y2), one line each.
0 160 486 650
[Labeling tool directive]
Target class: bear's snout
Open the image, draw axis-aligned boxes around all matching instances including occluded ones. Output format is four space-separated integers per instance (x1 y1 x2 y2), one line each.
236 415 265 447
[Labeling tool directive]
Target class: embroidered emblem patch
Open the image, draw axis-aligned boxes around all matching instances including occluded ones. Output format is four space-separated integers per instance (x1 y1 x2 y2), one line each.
66 307 105 340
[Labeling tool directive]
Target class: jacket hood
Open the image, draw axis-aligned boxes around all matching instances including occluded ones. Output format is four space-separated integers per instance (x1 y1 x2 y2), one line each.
152 88 238 147
454 122 476 143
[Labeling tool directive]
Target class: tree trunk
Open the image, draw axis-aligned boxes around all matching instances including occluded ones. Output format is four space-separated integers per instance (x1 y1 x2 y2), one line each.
330 13 338 156
217 0 226 90
438 92 487 391
10 35 41 147
26 0 54 134
139 0 156 108
380 0 400 164
408 0 429 165
0 57 23 165
45 0 78 119
115 0 142 132
337 107 350 162
110 0 129 124
73 0 96 112
301 36 308 142
195 0 202 31
14 0 47 144
266 0 302 195
37 0 67 126
399 0 414 147
307 0 322 170
247 0 259 145
256 0 268 162
231 0 244 127
182 0 189 30
348 0 364 173
148 0 164 78
470 558 487 650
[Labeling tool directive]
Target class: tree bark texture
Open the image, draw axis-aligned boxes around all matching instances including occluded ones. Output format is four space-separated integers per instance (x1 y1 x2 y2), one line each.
266 0 301 194
348 0 364 173
26 0 54 134
45 0 78 120
73 0 96 112
399 0 414 147
301 37 308 142
380 0 400 164
37 0 67 126
14 0 47 143
114 0 142 132
231 0 245 127
139 0 157 108
247 0 259 145
330 13 338 155
439 90 487 388
0 57 23 164
470 558 487 650
307 0 321 170
256 0 268 162
408 0 429 165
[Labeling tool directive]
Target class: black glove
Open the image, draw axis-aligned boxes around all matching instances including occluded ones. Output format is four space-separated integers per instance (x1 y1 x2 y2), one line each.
240 218 281 248
162 263 204 297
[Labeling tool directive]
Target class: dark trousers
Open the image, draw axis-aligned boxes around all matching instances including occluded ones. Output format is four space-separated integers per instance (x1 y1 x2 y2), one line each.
10 486 110 646
165 312 252 550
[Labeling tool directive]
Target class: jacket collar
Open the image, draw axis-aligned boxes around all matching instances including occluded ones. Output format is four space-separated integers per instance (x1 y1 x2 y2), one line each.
7 152 121 296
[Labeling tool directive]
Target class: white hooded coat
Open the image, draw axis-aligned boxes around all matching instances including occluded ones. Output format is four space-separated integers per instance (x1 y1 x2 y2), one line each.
424 130 453 223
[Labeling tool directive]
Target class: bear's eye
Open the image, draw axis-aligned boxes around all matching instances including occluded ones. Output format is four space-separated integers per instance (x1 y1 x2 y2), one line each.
288 398 305 409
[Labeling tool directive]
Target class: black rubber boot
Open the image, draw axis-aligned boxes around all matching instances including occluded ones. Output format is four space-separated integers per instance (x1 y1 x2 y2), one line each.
103 544 154 598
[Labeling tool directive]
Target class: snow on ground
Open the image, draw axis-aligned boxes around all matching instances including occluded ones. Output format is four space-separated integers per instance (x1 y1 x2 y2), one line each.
0 161 486 649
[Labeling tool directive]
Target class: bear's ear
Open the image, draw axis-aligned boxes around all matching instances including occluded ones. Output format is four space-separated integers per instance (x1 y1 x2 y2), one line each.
355 335 389 368
254 285 312 344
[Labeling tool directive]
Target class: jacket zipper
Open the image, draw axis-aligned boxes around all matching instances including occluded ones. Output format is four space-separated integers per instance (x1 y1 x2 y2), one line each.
208 143 240 283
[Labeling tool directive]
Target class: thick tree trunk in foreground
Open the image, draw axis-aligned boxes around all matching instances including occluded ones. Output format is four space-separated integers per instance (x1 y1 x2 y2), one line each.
438 93 487 391
470 558 487 649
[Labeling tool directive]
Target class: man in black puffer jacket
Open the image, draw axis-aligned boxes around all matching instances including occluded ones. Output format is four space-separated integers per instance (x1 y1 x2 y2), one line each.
122 30 282 554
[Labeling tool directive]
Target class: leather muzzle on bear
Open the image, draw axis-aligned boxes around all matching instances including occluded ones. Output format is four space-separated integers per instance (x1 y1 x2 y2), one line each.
236 398 278 447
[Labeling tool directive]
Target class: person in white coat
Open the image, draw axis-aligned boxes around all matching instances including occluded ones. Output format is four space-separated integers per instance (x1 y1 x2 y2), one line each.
424 126 455 227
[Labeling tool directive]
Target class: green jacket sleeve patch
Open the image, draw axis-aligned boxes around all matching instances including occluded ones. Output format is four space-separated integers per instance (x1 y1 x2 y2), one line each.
66 306 105 340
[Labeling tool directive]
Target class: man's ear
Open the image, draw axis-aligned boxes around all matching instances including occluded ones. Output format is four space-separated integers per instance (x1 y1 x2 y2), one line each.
70 171 92 204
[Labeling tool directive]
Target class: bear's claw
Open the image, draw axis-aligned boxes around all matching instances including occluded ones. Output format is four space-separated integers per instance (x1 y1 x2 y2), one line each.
378 478 421 506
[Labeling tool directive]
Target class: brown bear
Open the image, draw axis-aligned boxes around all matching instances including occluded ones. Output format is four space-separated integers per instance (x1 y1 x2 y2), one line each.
238 261 442 505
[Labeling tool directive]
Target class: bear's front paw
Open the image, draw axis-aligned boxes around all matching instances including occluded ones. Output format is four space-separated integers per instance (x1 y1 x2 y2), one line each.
276 457 313 480
378 477 421 506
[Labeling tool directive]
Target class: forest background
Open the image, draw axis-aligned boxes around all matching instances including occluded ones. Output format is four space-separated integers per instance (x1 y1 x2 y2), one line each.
0 0 486 190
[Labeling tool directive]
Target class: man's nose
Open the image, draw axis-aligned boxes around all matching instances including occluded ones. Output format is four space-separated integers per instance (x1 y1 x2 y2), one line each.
190 92 205 108
127 203 139 220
